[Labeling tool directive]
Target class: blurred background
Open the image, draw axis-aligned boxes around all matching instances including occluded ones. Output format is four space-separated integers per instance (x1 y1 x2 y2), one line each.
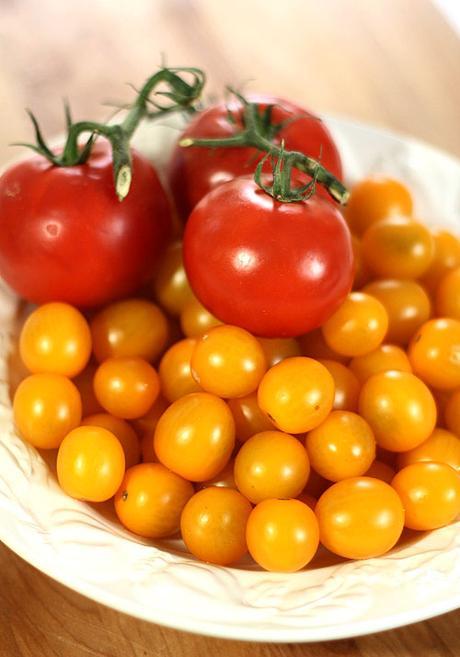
0 0 459 165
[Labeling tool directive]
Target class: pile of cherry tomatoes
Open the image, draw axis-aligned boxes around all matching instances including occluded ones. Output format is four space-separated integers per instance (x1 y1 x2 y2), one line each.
11 174 460 572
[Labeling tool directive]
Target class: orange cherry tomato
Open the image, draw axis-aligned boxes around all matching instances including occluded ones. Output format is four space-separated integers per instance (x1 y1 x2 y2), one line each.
420 229 460 293
362 217 434 279
154 392 235 481
73 363 104 416
408 318 460 390
397 428 460 472
81 413 140 469
349 344 412 384
305 411 376 482
19 302 91 377
57 425 125 502
315 477 404 559
246 499 319 572
364 460 395 484
258 337 301 368
258 357 334 434
181 487 252 566
13 373 82 449
197 459 236 490
227 392 274 443
363 279 432 345
359 370 437 451
392 462 460 530
93 357 160 419
351 234 372 289
298 328 348 363
90 298 168 363
318 359 360 411
435 267 460 320
158 338 202 402
153 241 194 316
191 325 267 399
345 176 413 236
234 430 310 503
114 463 194 538
180 297 221 338
322 292 388 357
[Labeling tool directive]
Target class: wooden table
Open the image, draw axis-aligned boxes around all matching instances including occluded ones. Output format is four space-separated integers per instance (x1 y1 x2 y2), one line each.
1 0 459 655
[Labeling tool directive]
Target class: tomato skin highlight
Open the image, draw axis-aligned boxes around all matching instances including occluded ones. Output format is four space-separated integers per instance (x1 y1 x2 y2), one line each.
183 178 353 338
168 96 342 221
0 143 172 307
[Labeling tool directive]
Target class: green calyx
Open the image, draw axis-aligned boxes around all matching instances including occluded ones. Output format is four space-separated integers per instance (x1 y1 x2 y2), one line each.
180 88 349 205
16 66 206 201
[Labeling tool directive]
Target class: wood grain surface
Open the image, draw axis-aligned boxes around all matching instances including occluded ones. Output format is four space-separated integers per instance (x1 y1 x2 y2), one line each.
1 0 460 655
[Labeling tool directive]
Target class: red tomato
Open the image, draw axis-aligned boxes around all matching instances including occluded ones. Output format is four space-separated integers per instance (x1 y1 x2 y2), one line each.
0 143 172 307
168 96 342 220
183 178 353 337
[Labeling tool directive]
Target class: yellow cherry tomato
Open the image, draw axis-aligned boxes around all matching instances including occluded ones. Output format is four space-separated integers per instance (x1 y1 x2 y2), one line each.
81 413 140 469
258 357 334 434
197 459 236 490
392 462 460 530
362 217 434 279
258 337 301 368
351 234 372 289
13 373 82 449
345 176 413 236
153 241 194 316
154 392 235 481
359 371 437 451
181 487 252 566
180 297 221 338
435 267 460 320
114 463 194 538
408 318 460 390
158 338 202 402
234 430 310 503
318 359 360 411
73 363 104 416
305 411 376 482
315 477 404 559
349 344 412 384
227 392 274 443
191 325 267 399
90 298 168 363
363 279 432 345
298 328 348 363
421 229 460 293
322 292 388 357
19 302 91 377
364 460 395 483
246 499 319 572
93 357 160 419
57 426 125 502
397 428 460 472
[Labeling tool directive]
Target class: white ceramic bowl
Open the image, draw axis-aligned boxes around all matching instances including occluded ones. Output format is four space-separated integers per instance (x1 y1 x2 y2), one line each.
1 116 460 643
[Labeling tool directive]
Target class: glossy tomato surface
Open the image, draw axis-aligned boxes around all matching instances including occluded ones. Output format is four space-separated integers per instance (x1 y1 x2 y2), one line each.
183 178 353 337
169 95 343 220
0 143 172 307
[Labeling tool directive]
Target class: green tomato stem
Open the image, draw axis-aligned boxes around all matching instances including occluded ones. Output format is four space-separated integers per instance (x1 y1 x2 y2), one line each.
179 97 349 205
